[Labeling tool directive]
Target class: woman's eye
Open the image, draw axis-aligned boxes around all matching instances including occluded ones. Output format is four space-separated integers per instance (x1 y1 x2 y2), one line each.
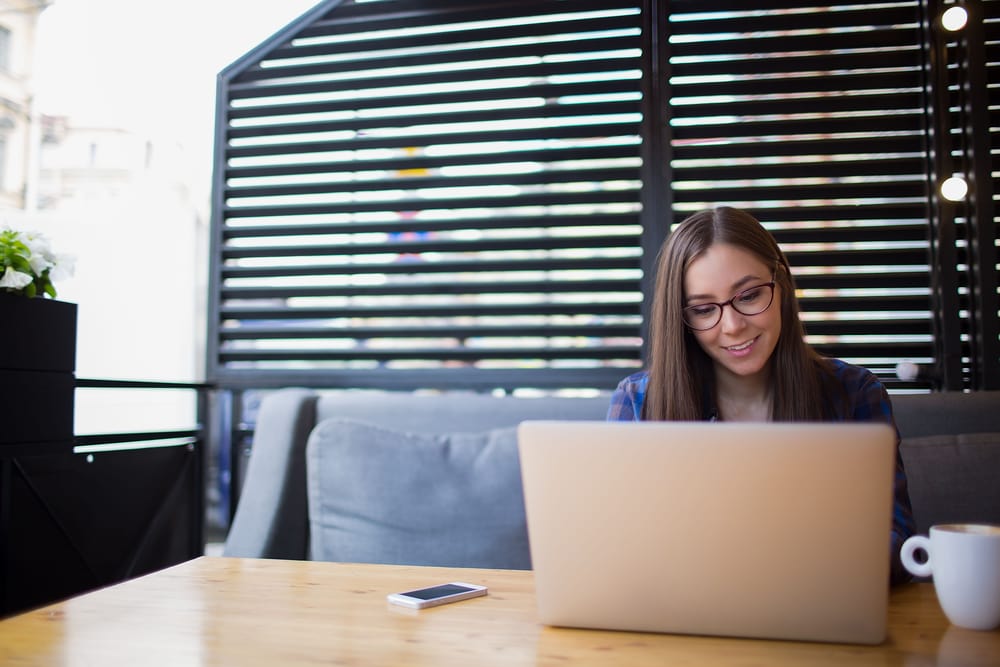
689 305 716 317
738 288 762 303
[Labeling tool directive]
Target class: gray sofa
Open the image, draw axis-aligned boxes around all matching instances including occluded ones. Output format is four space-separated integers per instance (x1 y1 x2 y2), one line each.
223 389 1000 567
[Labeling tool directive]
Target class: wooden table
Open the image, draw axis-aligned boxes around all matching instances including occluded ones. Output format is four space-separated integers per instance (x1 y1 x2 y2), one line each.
0 557 997 666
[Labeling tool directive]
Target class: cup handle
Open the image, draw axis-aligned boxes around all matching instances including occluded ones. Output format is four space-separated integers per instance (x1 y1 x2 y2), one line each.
900 535 933 578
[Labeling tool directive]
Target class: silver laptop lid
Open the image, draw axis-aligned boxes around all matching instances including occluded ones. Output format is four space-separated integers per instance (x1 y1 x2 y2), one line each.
518 420 895 645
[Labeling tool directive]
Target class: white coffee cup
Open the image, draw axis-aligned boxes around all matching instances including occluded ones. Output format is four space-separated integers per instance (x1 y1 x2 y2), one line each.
900 524 1000 631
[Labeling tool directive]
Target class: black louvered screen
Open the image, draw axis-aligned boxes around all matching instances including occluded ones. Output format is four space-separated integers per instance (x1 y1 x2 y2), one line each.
664 0 935 386
209 0 999 394
208 0 646 391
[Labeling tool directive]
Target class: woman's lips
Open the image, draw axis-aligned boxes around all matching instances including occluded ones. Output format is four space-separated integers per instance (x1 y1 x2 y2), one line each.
724 336 758 356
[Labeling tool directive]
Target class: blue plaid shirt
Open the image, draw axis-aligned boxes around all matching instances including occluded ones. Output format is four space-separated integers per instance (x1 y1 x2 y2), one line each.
607 358 916 585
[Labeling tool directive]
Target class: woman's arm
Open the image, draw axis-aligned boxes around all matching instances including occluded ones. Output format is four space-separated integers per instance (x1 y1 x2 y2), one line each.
848 369 917 585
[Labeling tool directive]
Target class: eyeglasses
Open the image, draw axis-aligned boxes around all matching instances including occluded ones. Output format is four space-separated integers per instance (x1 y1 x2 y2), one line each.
682 281 776 331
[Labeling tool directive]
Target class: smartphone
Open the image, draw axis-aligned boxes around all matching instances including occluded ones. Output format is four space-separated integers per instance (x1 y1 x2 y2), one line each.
386 582 488 609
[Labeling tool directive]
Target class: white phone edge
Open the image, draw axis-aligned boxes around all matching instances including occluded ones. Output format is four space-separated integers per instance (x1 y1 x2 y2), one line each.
386 581 488 609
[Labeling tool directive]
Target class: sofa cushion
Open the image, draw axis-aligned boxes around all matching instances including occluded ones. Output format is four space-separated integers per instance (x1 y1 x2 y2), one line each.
899 432 1000 534
305 418 530 569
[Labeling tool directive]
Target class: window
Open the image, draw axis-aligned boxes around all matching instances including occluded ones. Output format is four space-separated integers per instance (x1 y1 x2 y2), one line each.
0 26 10 73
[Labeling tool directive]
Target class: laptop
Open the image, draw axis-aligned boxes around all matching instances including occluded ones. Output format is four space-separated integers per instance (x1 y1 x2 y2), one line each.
517 420 896 645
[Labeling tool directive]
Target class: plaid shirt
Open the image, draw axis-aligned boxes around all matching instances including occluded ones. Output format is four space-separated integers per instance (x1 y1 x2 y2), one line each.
607 358 917 585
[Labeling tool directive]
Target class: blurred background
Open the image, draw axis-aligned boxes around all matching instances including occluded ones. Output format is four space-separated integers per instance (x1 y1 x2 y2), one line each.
2 0 319 434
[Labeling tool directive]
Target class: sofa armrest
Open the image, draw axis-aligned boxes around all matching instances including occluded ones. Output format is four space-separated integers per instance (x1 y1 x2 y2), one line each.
223 388 318 559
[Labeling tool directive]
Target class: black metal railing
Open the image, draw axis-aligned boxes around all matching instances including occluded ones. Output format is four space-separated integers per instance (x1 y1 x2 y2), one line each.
0 378 213 617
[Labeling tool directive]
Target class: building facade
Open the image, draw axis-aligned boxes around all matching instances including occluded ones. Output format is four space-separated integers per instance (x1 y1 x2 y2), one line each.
0 0 48 211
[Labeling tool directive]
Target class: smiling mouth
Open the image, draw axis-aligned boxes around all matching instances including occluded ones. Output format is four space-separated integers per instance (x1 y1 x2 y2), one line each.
725 337 757 352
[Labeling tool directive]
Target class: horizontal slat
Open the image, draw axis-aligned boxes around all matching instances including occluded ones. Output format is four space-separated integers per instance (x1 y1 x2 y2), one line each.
671 112 924 142
670 136 926 161
219 323 642 341
671 73 923 101
219 232 640 259
672 182 926 204
227 78 642 122
226 99 642 141
220 277 640 300
224 144 640 180
221 212 639 240
671 6 918 36
220 256 641 279
220 301 639 320
670 48 920 79
730 203 929 223
227 55 640 101
218 346 641 363
668 0 905 14
670 27 921 59
670 93 925 121
222 189 639 219
224 165 642 199
223 121 641 159
802 318 931 336
775 227 929 245
670 0 919 31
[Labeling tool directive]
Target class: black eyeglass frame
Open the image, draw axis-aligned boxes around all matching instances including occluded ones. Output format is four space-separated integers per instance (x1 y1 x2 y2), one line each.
682 280 777 331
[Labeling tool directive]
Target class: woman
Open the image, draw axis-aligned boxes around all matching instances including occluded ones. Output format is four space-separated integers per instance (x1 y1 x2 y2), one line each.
607 206 915 584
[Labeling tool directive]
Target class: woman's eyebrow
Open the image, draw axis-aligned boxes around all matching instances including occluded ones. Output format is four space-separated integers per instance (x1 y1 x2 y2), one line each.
686 274 766 301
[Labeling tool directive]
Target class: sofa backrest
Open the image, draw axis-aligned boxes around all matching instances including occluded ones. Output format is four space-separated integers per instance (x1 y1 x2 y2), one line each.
314 391 610 430
224 389 609 561
225 389 1000 563
891 391 1000 439
894 391 1000 534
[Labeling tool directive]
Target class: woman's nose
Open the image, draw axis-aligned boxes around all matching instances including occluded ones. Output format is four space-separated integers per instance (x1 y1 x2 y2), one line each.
719 303 746 333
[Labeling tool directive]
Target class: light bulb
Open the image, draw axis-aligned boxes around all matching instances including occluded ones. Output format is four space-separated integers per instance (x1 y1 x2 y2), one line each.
942 6 968 32
940 175 968 202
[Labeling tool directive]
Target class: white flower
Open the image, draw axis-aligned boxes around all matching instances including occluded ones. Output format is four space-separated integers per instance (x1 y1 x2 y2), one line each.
0 265 33 289
0 225 74 297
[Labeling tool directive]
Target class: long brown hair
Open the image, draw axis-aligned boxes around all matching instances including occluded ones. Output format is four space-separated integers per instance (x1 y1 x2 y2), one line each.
643 207 837 421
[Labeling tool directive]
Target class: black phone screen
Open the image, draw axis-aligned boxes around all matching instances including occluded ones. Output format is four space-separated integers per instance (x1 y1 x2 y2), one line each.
402 584 475 600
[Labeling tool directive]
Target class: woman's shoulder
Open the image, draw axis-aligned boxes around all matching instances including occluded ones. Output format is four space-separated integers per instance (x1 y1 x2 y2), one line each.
615 369 649 390
822 357 892 421
608 370 649 421
824 357 884 388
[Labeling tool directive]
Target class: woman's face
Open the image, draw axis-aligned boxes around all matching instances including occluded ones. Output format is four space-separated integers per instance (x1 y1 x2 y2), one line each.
683 243 782 384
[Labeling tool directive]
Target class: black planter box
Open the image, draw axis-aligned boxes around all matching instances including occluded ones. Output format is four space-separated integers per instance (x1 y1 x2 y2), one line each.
0 293 77 372
0 294 77 444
